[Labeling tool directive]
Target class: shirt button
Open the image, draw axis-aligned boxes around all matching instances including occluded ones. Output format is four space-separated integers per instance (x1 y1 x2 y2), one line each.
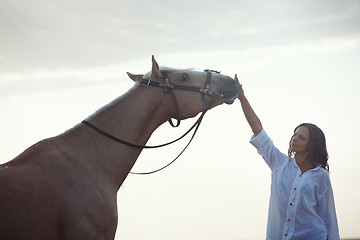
284 233 288 236
293 187 297 190
290 203 293 206
287 218 291 221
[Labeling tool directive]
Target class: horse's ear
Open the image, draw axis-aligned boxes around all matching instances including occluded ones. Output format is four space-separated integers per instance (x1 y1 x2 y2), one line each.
150 55 162 80
127 72 143 82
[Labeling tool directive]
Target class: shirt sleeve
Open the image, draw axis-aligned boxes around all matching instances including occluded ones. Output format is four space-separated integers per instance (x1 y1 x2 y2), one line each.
316 175 340 240
249 129 288 170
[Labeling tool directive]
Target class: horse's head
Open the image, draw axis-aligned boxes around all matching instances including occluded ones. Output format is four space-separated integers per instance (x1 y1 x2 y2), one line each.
127 55 240 120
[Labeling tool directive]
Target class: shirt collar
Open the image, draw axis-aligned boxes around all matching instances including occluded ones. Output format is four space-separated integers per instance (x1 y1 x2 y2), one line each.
290 157 322 171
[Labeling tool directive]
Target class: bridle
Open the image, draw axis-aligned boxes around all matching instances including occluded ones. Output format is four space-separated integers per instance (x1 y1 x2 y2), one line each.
139 69 224 127
82 69 223 174
141 69 223 98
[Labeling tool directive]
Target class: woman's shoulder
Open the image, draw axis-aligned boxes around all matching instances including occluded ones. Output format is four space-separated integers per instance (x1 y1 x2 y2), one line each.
314 166 330 176
310 166 332 185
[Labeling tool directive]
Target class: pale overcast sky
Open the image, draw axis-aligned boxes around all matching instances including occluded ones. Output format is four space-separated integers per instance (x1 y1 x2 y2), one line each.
1 0 359 72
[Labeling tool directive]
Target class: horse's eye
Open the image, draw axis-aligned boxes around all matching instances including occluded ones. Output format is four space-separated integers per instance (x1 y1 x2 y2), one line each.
182 73 190 81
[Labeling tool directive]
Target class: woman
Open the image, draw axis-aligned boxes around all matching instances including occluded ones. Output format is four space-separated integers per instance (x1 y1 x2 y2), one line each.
235 74 340 240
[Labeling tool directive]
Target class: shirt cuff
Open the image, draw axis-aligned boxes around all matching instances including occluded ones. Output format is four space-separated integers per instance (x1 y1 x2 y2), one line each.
249 129 268 149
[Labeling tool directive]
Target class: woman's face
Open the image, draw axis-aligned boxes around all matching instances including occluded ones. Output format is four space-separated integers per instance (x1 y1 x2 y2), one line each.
290 126 310 154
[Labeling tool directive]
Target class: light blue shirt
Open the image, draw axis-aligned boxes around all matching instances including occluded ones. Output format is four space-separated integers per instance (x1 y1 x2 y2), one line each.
250 129 339 240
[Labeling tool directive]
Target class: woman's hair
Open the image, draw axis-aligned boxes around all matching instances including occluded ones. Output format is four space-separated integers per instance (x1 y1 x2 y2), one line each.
288 123 329 172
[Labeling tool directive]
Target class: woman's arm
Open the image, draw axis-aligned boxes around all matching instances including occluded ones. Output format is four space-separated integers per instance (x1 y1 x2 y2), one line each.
235 74 263 136
317 182 340 239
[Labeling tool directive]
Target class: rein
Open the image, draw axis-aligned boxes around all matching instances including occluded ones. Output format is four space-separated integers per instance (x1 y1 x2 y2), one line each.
82 105 210 175
81 69 220 175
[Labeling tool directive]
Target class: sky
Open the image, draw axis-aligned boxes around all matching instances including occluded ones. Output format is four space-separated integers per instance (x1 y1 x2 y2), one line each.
1 0 360 239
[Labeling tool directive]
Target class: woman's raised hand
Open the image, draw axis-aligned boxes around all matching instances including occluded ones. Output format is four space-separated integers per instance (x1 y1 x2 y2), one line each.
234 74 245 100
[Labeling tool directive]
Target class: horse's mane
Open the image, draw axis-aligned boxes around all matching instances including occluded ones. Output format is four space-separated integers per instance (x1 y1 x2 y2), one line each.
143 67 197 79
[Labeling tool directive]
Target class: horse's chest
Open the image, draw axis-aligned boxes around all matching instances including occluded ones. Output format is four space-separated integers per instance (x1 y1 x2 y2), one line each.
60 206 118 240
58 184 118 239
60 195 117 240
0 179 118 240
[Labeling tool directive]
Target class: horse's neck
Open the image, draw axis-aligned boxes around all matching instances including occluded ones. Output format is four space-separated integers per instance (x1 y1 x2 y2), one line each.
89 85 168 144
62 85 169 190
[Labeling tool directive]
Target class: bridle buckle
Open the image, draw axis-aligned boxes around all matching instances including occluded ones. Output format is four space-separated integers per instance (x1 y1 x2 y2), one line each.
160 73 174 94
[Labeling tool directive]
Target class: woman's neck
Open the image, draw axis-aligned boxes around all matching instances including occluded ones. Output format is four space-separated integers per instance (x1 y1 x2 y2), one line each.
295 153 315 174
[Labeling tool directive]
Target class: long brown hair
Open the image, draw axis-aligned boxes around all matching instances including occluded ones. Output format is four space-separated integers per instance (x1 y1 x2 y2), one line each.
288 123 329 172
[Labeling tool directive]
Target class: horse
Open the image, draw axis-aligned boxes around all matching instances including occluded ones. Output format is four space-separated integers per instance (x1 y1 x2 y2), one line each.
0 55 240 240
